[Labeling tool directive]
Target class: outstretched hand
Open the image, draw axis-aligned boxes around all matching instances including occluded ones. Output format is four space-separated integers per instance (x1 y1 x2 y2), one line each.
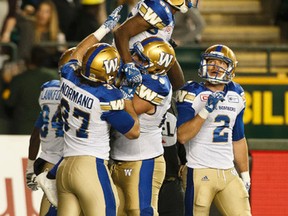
103 5 123 31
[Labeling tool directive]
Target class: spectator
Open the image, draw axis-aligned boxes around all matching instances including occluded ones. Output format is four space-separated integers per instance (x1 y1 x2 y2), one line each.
172 8 206 45
3 45 58 134
1 0 66 68
52 0 81 37
66 0 107 42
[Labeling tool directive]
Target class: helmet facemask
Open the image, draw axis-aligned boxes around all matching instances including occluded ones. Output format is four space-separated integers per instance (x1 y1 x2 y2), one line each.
198 45 237 84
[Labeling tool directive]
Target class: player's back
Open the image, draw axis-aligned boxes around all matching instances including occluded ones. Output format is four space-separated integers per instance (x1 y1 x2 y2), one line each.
60 62 124 160
38 80 64 164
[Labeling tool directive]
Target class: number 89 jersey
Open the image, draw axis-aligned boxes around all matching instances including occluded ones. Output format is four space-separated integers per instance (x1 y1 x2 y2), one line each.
37 80 64 164
176 81 246 169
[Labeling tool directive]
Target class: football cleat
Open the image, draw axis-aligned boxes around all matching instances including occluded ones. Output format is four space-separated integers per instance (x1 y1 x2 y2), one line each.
132 37 176 75
81 43 120 84
198 44 238 84
36 171 58 207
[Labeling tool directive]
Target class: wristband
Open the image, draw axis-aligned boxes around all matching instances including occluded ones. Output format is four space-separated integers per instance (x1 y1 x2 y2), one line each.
92 25 109 41
198 108 209 119
27 159 35 170
240 171 251 182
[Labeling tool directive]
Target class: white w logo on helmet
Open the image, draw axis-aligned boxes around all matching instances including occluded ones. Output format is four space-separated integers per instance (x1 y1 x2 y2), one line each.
104 58 118 74
158 52 174 67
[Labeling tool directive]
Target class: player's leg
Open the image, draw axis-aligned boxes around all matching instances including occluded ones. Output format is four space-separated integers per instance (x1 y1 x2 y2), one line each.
56 157 82 216
213 168 251 216
58 156 119 216
112 156 165 216
182 167 216 216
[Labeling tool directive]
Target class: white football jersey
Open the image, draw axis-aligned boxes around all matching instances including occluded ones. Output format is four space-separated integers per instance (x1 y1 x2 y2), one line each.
60 62 125 160
162 112 177 147
37 80 64 164
176 81 246 169
110 74 172 161
128 0 175 49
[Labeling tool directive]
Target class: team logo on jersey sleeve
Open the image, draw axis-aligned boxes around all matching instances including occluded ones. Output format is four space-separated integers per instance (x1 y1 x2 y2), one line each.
136 84 164 105
176 90 195 103
100 99 124 111
139 4 165 29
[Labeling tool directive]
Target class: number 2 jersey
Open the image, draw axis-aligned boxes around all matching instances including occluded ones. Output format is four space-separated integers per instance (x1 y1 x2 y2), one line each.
60 60 135 160
35 80 64 164
176 81 246 169
128 0 175 49
110 73 172 161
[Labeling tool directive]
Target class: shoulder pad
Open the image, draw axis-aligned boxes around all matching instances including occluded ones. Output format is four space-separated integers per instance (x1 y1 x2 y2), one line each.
138 0 173 29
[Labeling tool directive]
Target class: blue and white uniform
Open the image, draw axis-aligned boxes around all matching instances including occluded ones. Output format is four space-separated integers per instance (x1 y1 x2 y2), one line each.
176 81 245 169
56 60 135 216
110 73 172 216
176 81 251 216
35 80 64 165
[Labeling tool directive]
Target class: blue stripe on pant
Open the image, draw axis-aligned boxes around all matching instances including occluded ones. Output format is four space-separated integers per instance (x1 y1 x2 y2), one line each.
139 159 154 216
97 158 117 216
185 167 194 216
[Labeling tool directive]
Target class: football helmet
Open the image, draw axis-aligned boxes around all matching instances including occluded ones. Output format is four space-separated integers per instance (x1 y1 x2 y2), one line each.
81 43 120 84
198 44 238 84
58 47 76 68
132 37 176 75
165 0 199 13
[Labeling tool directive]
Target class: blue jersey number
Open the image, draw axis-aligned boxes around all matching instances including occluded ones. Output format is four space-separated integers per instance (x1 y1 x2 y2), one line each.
40 105 64 138
213 115 230 143
61 98 90 138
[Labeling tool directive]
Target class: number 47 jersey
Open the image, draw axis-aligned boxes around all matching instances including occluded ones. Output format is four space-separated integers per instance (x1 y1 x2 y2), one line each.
176 81 246 169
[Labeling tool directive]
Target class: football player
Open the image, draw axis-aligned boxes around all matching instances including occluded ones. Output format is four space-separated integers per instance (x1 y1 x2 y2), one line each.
110 36 176 215
114 0 200 91
54 5 141 216
176 44 252 215
25 47 75 216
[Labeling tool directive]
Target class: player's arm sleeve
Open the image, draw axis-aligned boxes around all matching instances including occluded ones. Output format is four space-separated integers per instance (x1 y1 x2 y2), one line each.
176 101 195 128
102 110 135 135
232 108 245 141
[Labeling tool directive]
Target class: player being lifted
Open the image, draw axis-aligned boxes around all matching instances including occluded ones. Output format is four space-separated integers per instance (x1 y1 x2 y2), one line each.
114 0 200 91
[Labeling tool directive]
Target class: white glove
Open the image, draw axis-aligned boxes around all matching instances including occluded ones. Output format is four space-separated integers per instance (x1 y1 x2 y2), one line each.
93 5 123 40
198 91 225 119
241 171 251 192
26 159 38 191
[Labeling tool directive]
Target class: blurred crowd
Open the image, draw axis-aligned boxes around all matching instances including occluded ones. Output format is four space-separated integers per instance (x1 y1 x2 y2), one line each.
0 0 206 135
